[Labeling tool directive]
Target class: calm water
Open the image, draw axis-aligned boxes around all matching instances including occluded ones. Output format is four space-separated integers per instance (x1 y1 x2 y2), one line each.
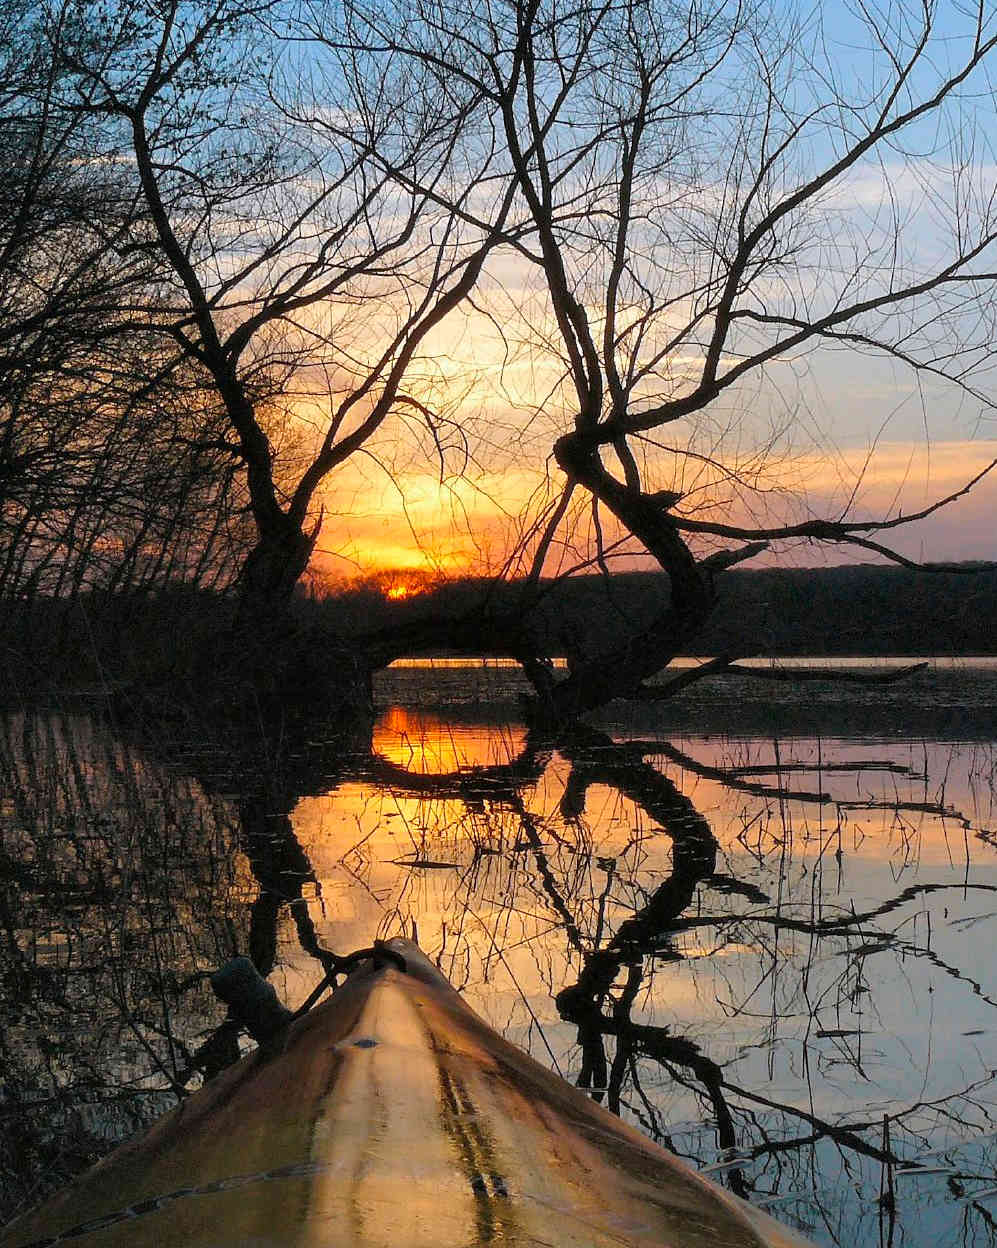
3 659 997 1245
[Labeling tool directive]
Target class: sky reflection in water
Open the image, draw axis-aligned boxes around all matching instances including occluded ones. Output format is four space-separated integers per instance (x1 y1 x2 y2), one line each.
4 668 997 1246
288 703 997 1246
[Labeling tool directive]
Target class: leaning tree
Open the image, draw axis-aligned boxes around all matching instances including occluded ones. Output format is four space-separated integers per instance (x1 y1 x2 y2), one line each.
334 0 997 723
13 0 997 718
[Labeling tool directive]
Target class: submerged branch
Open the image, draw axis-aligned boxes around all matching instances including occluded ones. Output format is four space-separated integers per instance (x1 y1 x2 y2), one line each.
724 661 929 683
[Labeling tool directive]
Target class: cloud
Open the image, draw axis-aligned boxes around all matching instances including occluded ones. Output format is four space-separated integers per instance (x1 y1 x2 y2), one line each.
309 437 997 581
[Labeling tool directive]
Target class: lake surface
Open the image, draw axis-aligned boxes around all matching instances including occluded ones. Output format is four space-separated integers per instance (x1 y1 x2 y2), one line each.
4 658 997 1245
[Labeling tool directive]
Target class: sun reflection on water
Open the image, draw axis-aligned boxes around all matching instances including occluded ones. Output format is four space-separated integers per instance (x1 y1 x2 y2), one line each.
372 705 527 772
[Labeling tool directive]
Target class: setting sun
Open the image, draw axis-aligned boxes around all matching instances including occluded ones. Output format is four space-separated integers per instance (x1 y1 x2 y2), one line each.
363 569 439 601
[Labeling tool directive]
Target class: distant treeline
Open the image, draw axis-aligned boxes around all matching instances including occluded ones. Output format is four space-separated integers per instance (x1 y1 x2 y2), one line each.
320 562 997 657
692 563 997 656
5 563 994 701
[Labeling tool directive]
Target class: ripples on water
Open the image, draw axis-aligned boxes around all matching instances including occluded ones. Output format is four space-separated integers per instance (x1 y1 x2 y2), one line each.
3 660 997 1245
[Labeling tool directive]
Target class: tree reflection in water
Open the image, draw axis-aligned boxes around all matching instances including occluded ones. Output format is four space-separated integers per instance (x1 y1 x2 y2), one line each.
3 700 997 1246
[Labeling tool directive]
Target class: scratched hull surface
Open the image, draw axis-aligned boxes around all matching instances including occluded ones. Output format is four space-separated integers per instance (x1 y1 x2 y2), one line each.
0 941 812 1248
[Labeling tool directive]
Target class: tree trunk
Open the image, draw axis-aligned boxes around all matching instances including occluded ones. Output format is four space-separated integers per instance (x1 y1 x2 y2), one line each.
527 434 716 724
223 518 374 722
238 520 317 621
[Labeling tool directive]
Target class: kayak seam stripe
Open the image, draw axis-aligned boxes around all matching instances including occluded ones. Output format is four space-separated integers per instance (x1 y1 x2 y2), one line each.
5 1161 334 1248
429 1021 518 1244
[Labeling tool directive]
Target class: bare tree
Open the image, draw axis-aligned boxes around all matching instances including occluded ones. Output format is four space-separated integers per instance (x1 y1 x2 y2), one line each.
0 2 255 645
36 0 516 637
344 0 997 722
0 1 130 594
7 0 997 714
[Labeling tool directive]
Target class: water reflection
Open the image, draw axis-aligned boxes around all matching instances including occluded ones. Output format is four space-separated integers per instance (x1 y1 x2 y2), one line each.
0 712 251 1211
374 706 529 771
3 683 997 1246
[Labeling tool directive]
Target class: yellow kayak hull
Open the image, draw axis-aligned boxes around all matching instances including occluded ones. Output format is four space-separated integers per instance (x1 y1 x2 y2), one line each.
1 940 812 1247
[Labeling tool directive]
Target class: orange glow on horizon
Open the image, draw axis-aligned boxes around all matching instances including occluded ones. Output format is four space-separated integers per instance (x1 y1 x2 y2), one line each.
306 438 997 581
368 569 438 601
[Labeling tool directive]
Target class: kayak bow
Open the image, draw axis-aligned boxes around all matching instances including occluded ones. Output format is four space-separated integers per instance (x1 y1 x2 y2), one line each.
1 939 812 1247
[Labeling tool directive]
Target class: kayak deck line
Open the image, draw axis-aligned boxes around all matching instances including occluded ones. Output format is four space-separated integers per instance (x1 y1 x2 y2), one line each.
6 1160 337 1248
1 938 815 1248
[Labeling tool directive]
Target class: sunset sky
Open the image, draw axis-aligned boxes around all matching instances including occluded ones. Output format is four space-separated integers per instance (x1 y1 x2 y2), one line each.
309 441 997 586
306 289 997 583
284 1 997 589
311 439 997 582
